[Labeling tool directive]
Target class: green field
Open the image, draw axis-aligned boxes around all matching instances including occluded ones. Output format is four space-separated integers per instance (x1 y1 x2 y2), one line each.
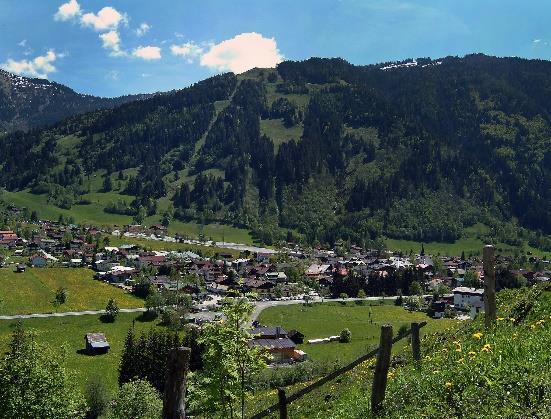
0 268 143 315
385 223 550 258
260 118 303 150
0 312 160 392
257 301 458 364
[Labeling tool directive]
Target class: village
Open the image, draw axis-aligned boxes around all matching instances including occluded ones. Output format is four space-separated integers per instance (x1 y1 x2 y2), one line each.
1 213 551 367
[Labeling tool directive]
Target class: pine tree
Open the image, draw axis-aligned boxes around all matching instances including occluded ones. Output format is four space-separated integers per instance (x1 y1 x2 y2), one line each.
118 328 137 387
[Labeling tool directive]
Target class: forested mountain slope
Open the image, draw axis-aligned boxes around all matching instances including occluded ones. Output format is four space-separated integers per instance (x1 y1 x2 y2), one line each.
0 54 550 250
0 69 149 132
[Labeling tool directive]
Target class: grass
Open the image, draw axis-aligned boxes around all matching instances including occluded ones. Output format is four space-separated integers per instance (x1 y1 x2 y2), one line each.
257 301 458 365
0 312 161 393
385 223 550 258
0 268 143 315
260 118 303 150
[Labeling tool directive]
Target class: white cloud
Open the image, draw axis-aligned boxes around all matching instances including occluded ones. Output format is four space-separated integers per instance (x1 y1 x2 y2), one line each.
81 6 127 31
18 39 27 47
100 30 125 56
136 22 151 37
200 32 283 73
54 0 81 21
533 39 542 44
1 49 59 79
132 46 161 60
170 42 204 63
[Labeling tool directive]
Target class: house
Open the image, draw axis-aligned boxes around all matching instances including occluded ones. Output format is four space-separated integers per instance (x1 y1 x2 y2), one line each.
0 230 17 241
29 254 48 267
248 326 307 363
453 287 484 310
84 333 110 354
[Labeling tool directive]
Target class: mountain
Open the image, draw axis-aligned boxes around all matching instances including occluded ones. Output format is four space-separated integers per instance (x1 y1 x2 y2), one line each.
0 54 550 250
0 69 149 132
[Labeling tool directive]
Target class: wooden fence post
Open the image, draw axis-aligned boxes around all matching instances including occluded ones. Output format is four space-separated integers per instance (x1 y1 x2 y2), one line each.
483 245 496 328
411 322 421 362
371 324 393 416
278 387 288 419
163 346 191 419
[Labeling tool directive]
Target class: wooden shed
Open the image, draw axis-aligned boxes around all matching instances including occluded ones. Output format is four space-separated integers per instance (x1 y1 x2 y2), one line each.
85 333 110 354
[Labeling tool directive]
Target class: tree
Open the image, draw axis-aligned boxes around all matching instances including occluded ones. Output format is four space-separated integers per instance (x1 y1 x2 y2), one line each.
409 281 423 296
84 374 110 419
0 327 85 418
190 297 267 418
357 289 367 299
52 287 68 310
145 292 165 315
339 328 351 343
104 298 120 322
106 380 162 419
102 175 113 192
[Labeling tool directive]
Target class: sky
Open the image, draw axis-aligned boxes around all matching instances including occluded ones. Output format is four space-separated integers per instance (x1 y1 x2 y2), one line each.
0 0 550 97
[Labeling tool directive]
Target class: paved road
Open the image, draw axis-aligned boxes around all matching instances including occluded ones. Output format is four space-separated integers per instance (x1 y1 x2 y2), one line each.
0 307 146 320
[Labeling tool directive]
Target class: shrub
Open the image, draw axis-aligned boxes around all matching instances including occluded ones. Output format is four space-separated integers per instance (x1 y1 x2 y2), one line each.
339 328 351 343
106 380 162 419
84 374 110 419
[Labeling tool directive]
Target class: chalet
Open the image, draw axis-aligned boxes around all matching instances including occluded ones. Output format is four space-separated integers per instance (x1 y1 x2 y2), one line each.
149 224 168 236
85 333 110 354
306 264 331 279
0 230 17 241
248 326 307 364
265 271 288 283
453 287 484 310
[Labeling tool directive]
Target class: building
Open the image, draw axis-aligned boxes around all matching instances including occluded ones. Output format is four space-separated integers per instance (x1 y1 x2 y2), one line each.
453 287 484 310
84 333 110 354
248 326 307 364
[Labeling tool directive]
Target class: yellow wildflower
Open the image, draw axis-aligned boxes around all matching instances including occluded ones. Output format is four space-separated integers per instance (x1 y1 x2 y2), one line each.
497 317 505 321
453 340 460 345
387 371 395 379
445 382 453 389
442 348 448 353
457 358 464 363
509 318 516 322
472 332 483 340
432 370 440 375
468 351 477 357
481 344 492 353
530 324 536 330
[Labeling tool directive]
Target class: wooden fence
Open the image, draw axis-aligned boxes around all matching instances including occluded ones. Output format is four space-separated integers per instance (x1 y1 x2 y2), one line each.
251 321 427 419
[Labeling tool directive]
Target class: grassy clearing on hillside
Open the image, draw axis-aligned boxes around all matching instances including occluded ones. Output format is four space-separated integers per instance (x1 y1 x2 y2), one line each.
260 118 303 150
0 268 143 315
0 312 160 393
257 301 458 364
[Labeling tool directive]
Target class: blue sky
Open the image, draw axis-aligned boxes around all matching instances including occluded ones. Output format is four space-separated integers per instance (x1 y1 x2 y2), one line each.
1 0 549 97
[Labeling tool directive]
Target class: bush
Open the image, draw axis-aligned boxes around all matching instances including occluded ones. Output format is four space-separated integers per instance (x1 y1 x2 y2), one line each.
339 328 351 343
106 380 162 419
84 374 110 419
160 308 181 329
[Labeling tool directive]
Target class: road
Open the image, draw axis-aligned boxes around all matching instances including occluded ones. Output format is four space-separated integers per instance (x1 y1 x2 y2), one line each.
0 307 146 320
0 294 442 322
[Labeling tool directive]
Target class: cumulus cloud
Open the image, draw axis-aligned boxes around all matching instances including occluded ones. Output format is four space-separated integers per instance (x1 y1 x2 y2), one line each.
136 22 151 37
1 49 59 79
100 30 125 56
132 46 161 60
200 32 283 73
54 0 81 21
81 6 127 31
170 42 204 63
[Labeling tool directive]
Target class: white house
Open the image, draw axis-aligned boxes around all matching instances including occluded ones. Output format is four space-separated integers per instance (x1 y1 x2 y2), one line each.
453 287 484 310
